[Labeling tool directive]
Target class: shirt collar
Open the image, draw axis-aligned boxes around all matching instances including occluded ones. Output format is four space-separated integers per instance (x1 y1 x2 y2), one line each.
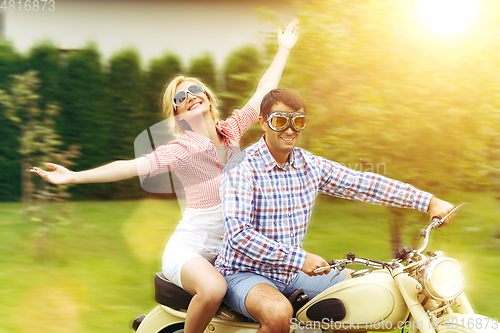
256 136 304 171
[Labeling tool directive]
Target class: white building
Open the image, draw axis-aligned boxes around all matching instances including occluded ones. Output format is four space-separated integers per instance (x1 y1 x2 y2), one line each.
1 0 296 67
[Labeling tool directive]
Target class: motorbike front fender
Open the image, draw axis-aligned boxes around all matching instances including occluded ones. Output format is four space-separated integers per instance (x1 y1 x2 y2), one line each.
136 305 184 333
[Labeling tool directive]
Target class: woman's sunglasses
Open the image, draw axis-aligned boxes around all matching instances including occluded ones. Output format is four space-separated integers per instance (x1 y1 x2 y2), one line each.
173 84 205 108
266 111 306 132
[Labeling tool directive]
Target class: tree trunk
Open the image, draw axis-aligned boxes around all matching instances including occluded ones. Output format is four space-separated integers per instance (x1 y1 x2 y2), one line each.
21 160 33 203
388 207 406 257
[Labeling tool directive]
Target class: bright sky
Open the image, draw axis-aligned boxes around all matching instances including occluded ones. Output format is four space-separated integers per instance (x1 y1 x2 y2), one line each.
4 1 295 66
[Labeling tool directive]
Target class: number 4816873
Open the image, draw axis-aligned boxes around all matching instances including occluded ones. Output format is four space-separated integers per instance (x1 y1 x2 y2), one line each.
1 0 56 11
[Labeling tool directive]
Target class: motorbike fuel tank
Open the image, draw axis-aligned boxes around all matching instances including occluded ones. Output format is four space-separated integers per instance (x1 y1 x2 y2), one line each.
296 270 410 331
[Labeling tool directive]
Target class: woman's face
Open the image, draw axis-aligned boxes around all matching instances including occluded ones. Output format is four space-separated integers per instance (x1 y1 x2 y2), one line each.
174 81 211 117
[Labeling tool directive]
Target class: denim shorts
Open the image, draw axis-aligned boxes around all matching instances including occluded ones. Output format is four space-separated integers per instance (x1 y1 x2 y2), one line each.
223 269 347 321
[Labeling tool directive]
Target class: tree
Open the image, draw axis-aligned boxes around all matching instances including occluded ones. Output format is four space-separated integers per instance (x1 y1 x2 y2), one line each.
188 52 218 92
27 42 61 109
283 0 500 254
145 53 183 125
57 45 112 199
106 49 147 199
0 40 24 201
219 45 262 118
0 70 80 259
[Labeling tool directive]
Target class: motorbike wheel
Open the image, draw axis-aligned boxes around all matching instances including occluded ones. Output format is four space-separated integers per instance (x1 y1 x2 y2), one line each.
159 323 184 333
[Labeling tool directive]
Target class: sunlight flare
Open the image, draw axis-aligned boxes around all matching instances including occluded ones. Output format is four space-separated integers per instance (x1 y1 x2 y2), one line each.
416 0 478 35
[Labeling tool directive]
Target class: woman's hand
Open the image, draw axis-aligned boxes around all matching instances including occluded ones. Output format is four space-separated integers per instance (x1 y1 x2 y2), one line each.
245 19 300 111
277 19 300 51
30 163 77 185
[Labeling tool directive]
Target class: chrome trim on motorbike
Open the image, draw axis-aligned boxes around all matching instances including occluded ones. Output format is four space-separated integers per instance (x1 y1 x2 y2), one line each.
351 268 372 278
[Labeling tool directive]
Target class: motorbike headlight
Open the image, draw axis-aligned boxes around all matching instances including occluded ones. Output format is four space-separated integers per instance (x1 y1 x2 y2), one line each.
423 257 465 301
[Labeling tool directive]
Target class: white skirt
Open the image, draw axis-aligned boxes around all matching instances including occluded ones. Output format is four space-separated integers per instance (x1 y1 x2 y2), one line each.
162 204 224 288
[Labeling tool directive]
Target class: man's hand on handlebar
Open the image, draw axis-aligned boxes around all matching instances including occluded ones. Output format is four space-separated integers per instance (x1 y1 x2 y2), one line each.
302 253 331 276
428 197 455 226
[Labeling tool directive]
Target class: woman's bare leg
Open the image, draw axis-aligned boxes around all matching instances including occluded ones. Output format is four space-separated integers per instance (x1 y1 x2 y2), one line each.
180 257 227 333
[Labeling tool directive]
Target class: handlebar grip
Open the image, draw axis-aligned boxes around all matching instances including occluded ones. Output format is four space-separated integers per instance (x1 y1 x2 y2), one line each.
432 216 444 228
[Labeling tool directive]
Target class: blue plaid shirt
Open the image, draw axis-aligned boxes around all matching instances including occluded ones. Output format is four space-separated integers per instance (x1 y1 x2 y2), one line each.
215 137 433 284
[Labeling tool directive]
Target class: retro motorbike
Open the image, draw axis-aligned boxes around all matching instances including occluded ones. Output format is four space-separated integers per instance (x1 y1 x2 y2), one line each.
132 203 499 333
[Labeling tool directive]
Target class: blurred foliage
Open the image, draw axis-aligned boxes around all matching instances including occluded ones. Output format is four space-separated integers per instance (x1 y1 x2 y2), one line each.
106 49 149 199
277 0 500 252
27 42 61 110
145 53 183 125
285 0 500 191
57 45 112 200
188 52 218 92
108 49 146 160
218 45 262 118
0 41 24 201
0 70 80 260
0 40 24 88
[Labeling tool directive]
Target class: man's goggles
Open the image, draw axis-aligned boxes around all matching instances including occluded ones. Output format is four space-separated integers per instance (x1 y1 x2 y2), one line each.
173 84 205 108
267 111 306 132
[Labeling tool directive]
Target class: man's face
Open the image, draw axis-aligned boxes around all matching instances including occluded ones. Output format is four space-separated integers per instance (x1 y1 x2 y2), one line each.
259 101 303 160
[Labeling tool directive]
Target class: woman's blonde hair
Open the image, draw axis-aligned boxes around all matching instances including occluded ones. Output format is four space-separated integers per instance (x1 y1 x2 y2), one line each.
162 76 220 136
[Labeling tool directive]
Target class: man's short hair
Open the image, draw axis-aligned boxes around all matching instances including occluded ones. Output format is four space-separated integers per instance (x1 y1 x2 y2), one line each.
260 88 307 120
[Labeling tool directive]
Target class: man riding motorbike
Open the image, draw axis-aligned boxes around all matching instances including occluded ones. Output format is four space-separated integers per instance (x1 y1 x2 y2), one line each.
215 88 455 333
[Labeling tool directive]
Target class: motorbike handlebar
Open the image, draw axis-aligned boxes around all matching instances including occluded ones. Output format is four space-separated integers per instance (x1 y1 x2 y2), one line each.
326 259 336 266
315 204 467 274
416 203 466 254
314 256 390 274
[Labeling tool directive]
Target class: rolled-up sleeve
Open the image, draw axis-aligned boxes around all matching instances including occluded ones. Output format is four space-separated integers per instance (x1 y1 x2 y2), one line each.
143 142 188 178
217 104 259 141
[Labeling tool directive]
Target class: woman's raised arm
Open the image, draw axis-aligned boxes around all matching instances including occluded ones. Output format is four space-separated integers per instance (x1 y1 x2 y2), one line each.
246 19 300 111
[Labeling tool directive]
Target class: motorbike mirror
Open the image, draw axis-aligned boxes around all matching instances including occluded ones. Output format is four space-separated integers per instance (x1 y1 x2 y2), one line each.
395 246 414 261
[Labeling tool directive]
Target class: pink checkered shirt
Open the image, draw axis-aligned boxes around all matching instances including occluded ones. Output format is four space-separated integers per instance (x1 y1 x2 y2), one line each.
143 105 258 209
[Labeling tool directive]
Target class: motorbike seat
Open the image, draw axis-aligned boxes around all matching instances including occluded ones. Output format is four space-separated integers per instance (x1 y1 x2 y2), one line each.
154 272 250 322
154 272 312 313
155 272 193 310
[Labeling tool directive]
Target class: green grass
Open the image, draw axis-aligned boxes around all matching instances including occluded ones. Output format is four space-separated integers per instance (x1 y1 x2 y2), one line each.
0 193 499 332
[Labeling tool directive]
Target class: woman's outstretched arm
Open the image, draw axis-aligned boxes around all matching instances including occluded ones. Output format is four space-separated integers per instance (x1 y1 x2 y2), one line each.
30 156 150 185
246 19 300 111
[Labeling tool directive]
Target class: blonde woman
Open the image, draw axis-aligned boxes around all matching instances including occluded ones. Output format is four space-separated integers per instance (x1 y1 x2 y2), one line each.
31 20 300 333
